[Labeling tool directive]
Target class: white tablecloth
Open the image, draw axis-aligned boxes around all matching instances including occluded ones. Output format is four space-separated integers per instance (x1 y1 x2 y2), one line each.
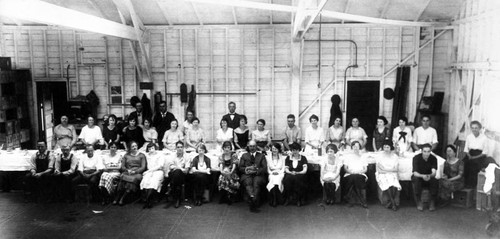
0 150 36 171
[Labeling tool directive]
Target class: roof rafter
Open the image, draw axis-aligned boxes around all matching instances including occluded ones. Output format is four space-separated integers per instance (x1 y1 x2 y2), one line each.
185 0 446 27
414 0 432 21
190 2 203 25
0 0 139 40
155 0 173 26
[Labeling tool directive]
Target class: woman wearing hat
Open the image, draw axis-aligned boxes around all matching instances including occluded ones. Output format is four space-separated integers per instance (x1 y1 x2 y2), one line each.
375 140 401 211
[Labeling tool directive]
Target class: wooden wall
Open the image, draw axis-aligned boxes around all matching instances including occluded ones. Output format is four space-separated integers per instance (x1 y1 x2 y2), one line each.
450 0 500 161
0 24 452 143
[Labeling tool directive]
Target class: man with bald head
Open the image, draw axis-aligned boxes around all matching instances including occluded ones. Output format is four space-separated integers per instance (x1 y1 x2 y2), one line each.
239 140 267 212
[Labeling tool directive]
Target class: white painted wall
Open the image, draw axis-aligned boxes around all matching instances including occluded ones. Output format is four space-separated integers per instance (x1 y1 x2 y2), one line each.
0 24 452 144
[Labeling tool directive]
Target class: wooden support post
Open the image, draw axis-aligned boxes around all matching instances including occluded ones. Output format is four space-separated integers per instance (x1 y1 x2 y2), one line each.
163 29 168 99
43 30 49 78
290 28 301 120
225 28 229 106
256 29 260 121
210 29 214 139
271 28 275 138
408 27 420 122
381 28 386 117
428 27 435 96
119 39 125 117
58 30 64 78
104 37 110 114
28 30 39 142
240 29 244 114
73 30 80 96
13 29 18 68
194 29 199 117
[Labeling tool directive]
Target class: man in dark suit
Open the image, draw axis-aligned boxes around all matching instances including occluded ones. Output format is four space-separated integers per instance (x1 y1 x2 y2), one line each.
221 101 240 129
129 102 150 126
239 140 267 212
152 101 176 150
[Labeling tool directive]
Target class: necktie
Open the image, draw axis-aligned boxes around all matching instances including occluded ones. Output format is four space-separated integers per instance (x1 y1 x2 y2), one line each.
398 131 408 143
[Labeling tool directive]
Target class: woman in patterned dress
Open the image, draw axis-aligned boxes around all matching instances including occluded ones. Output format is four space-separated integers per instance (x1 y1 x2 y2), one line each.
217 141 240 205
98 142 122 205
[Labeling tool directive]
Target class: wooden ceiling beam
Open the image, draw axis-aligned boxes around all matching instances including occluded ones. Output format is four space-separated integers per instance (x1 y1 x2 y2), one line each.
341 0 351 24
190 2 204 25
87 0 110 20
0 0 139 40
414 0 432 21
185 0 446 27
232 7 238 25
380 0 391 18
155 0 173 26
123 0 152 81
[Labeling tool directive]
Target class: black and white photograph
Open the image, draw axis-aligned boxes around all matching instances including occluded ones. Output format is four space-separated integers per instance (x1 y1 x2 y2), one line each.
0 0 499 238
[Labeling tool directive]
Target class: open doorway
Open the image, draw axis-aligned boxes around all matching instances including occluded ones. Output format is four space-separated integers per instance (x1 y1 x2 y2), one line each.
36 82 68 148
346 81 380 151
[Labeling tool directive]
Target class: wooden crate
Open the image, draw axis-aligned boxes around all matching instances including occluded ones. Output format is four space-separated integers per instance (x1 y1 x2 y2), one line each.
451 188 474 208
477 171 486 190
476 190 492 211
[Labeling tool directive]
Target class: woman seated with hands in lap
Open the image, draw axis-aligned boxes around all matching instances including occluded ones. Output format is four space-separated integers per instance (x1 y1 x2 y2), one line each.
283 142 308 207
321 144 342 205
375 139 401 211
343 141 368 208
114 141 146 206
190 144 211 206
217 141 240 205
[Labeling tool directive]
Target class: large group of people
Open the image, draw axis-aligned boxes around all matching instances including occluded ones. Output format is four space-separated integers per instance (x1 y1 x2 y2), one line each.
22 100 496 213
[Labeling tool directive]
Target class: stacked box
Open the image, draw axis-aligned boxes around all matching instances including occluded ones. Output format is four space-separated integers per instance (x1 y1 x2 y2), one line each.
6 121 14 135
476 190 492 211
451 189 474 208
20 129 30 143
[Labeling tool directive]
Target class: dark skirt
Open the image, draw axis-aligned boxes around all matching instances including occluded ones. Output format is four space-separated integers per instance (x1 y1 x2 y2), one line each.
117 172 143 192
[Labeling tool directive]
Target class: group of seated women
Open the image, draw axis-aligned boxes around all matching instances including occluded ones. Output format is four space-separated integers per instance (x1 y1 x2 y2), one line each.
39 107 475 212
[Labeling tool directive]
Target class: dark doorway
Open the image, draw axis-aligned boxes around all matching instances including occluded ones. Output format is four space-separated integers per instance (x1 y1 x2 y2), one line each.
36 82 68 145
346 81 380 151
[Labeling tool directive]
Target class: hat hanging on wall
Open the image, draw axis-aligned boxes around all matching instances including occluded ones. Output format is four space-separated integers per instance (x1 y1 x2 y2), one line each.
130 96 141 107
383 88 395 100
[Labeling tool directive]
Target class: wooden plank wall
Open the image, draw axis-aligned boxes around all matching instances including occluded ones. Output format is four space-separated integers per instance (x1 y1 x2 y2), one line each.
451 0 500 161
0 24 452 143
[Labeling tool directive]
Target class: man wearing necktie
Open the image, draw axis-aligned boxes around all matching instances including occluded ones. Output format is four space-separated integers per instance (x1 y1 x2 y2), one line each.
221 102 241 129
152 101 176 150
239 140 267 212
129 102 149 126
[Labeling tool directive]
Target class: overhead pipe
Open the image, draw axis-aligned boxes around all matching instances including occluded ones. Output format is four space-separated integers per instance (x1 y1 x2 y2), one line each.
304 19 358 112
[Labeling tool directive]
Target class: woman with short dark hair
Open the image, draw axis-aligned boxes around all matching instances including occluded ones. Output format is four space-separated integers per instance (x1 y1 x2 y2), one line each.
439 145 464 204
283 142 308 207
113 141 146 206
392 116 413 154
321 144 342 205
185 117 205 152
375 140 401 211
122 116 145 149
216 118 234 152
102 114 121 149
140 143 165 208
98 142 122 205
372 116 391 151
166 141 190 208
190 144 212 206
266 143 285 207
252 119 272 151
162 119 184 151
304 114 325 155
234 115 250 150
217 141 240 205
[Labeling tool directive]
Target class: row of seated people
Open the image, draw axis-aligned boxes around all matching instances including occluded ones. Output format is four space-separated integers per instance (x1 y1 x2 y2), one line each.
25 135 471 212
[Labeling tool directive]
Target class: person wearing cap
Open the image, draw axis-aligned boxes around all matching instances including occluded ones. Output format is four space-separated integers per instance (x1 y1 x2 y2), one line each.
53 145 78 202
23 141 54 202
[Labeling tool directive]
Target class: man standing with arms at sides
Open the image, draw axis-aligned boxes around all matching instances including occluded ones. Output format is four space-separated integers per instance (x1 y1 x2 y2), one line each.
152 101 176 150
412 115 438 152
283 114 302 151
222 102 241 129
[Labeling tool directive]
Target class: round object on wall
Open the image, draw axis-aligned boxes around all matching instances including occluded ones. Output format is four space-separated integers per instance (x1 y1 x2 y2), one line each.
383 88 395 100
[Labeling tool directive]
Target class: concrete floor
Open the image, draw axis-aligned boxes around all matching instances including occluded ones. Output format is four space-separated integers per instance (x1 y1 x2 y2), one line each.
0 192 491 239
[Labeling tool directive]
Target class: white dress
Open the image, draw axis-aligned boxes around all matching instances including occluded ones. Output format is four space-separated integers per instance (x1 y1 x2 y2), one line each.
393 126 413 154
321 156 343 190
266 154 285 192
216 128 234 151
304 126 325 154
375 153 402 191
140 152 165 192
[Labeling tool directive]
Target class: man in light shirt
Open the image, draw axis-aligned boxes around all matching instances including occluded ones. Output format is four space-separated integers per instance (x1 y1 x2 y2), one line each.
283 114 302 151
463 121 496 188
412 115 438 152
